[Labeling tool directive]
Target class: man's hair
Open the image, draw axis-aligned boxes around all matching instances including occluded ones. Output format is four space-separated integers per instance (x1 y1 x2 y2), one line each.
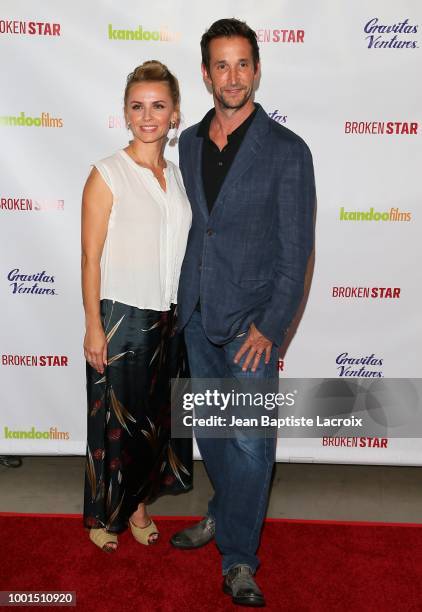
200 18 260 72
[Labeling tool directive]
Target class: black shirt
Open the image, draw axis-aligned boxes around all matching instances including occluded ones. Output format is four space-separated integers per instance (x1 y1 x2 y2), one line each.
197 105 258 214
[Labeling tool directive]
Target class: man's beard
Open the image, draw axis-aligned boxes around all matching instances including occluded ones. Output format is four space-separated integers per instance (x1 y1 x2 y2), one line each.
214 85 252 110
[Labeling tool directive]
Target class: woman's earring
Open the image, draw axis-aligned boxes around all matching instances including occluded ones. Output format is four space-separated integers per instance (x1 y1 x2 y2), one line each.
168 121 178 146
127 122 131 130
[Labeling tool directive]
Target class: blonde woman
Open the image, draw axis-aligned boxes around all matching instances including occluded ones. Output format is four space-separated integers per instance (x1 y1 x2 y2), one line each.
81 61 192 552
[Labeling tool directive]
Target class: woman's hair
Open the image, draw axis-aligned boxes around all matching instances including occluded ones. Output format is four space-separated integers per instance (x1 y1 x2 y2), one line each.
124 60 180 113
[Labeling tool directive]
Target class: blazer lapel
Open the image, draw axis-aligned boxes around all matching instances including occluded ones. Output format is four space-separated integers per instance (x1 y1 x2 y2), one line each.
211 106 270 213
190 135 209 220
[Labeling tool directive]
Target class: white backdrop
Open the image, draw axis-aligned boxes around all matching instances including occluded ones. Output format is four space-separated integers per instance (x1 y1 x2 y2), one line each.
1 1 421 464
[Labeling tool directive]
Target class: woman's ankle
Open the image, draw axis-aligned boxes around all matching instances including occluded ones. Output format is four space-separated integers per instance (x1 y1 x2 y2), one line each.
130 505 150 525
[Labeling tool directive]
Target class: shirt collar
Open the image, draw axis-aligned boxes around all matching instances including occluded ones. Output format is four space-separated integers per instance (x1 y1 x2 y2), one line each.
197 104 258 142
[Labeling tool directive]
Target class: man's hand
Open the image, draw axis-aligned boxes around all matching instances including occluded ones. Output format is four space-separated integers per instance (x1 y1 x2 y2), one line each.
234 323 273 372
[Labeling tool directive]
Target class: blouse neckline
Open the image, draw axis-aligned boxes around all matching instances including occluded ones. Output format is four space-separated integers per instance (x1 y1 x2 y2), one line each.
119 149 169 194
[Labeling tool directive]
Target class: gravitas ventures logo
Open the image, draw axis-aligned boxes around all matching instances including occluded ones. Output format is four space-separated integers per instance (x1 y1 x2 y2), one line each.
336 352 383 378
108 24 180 42
268 110 287 124
364 18 418 49
7 269 57 295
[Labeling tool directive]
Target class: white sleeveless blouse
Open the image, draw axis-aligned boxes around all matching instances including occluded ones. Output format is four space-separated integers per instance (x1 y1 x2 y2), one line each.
94 149 191 311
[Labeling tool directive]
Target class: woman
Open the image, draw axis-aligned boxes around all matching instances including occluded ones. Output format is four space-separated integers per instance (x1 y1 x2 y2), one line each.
81 61 192 552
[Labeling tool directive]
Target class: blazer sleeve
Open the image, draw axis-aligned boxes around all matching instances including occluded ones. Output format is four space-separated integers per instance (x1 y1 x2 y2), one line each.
253 139 316 346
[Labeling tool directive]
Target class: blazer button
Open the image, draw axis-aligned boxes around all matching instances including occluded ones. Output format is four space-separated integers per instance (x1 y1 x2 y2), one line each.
198 264 202 271
206 229 213 236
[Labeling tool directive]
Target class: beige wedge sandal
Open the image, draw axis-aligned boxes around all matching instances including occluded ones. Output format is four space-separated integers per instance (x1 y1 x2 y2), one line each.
129 518 159 545
89 528 118 552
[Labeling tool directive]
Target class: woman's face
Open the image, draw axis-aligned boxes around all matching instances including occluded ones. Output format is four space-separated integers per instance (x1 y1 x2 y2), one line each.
125 81 178 146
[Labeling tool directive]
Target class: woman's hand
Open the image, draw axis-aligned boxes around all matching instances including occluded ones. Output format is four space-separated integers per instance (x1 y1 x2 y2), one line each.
84 324 107 374
81 167 112 375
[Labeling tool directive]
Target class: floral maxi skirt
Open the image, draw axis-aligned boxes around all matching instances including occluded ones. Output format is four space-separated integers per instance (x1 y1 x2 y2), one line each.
83 299 192 533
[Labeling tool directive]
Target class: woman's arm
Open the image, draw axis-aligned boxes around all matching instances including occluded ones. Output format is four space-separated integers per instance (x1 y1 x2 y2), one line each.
81 168 112 374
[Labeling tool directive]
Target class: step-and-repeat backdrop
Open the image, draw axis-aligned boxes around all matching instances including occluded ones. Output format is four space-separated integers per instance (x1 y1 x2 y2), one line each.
1 1 421 463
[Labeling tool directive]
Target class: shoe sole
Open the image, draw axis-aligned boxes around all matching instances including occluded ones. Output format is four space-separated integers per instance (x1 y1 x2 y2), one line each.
222 583 265 607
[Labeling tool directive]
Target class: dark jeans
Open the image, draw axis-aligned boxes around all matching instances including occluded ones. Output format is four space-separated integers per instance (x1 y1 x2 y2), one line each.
184 310 277 574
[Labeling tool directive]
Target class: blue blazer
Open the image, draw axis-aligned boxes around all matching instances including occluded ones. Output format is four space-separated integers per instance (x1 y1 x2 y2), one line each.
177 104 316 346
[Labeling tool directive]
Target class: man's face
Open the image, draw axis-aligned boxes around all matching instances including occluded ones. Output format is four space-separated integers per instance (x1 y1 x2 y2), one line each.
202 36 259 110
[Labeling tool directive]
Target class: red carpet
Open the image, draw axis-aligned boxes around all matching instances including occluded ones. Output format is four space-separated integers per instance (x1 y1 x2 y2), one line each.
1 514 422 611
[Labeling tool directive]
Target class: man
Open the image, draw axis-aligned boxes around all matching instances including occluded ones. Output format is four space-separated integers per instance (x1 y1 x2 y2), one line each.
171 18 315 607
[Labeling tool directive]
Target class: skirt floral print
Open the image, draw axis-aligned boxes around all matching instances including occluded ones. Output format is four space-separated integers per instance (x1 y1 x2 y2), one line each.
83 299 192 533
